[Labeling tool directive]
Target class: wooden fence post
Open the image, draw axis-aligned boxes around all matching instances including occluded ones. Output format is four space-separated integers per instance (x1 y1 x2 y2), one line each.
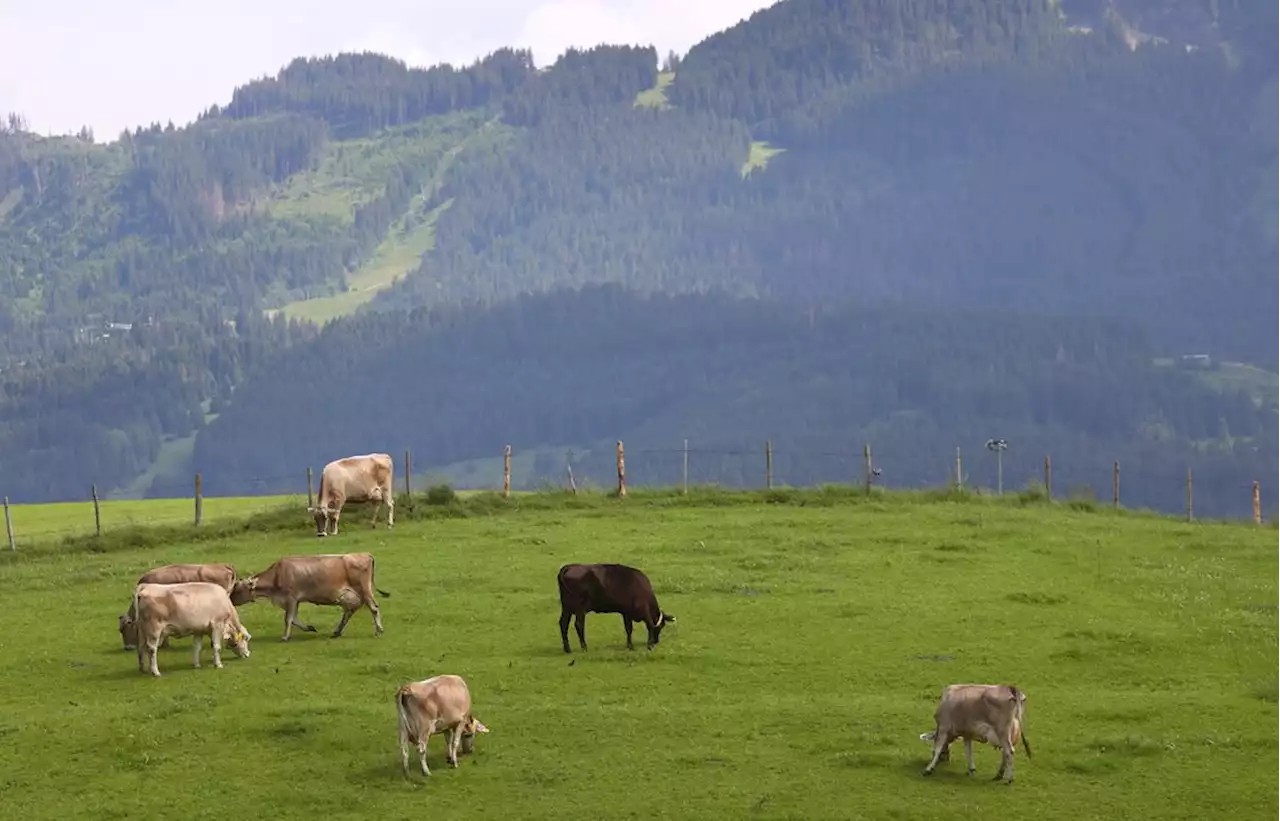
404 450 412 497
91 484 101 536
1113 461 1120 508
194 473 203 526
863 443 873 494
1253 481 1261 525
954 447 963 489
306 467 314 509
765 440 773 490
682 438 689 496
503 445 512 499
566 451 577 495
1044 455 1052 497
3 496 14 551
1185 467 1193 522
616 440 627 497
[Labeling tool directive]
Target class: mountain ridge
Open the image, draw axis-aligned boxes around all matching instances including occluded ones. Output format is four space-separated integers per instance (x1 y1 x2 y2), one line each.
0 0 1274 509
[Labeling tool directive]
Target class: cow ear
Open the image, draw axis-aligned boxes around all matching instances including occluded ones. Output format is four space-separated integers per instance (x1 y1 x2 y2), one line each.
474 720 490 733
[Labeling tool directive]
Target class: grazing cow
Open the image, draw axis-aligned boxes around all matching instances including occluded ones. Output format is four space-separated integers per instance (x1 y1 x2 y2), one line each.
557 563 676 653
230 552 389 641
308 453 395 536
395 674 490 777
132 581 252 677
118 562 239 650
921 683 1033 783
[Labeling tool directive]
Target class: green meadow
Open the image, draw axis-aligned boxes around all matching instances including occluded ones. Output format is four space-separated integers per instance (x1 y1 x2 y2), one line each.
0 488 1274 821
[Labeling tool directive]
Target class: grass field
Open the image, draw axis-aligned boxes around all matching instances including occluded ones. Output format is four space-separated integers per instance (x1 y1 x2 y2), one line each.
0 489 1274 820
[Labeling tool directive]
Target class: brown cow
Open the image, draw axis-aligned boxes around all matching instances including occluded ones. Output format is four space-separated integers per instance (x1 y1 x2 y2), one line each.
395 674 490 777
920 683 1033 783
230 552 389 641
557 563 675 653
308 453 395 536
118 562 239 650
132 581 252 677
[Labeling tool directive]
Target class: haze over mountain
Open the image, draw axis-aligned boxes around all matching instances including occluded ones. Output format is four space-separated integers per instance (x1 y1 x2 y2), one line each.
0 0 1275 518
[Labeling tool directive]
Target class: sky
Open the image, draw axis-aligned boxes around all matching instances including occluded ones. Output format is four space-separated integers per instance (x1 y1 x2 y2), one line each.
0 0 778 142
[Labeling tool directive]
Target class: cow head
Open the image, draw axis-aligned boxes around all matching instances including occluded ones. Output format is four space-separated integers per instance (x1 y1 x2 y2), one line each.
459 715 490 755
223 624 253 659
306 504 329 537
118 613 138 650
646 611 677 649
229 578 258 606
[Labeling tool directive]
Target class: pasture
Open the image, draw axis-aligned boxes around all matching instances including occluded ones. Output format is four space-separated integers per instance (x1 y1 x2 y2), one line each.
0 489 1275 820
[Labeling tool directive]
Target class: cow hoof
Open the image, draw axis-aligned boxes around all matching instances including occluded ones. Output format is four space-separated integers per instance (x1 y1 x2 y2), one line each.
922 768 935 777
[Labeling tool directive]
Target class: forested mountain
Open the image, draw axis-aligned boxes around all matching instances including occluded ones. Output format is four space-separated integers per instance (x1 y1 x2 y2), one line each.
0 0 1275 516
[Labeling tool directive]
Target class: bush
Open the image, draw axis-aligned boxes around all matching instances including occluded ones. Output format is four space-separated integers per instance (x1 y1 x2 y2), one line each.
425 483 458 506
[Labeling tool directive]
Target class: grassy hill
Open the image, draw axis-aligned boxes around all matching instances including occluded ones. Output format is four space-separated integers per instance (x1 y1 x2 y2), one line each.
0 490 1274 819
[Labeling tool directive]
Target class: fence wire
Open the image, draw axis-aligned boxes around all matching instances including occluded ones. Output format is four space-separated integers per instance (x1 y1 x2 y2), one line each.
2 440 1272 548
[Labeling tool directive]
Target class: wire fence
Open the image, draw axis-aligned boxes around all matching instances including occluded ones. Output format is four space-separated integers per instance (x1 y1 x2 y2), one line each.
1 439 1273 549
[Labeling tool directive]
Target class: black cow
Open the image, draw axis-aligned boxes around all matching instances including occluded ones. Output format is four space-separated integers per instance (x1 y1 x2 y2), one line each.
557 563 676 653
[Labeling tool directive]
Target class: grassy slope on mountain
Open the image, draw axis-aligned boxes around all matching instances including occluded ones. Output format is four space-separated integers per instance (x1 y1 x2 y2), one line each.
0 54 528 502
191 286 1277 519
373 13 1276 364
2 0 1277 504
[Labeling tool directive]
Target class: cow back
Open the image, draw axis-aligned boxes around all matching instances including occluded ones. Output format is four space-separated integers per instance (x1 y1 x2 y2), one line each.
321 454 393 506
138 562 236 591
559 563 661 622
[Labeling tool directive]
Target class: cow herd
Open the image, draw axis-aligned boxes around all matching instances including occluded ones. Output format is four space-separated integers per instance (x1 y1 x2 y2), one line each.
113 451 1033 784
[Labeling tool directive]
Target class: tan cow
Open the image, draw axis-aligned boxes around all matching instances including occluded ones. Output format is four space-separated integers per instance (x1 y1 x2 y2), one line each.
132 581 252 677
230 552 389 641
395 674 490 777
308 453 395 536
118 562 239 650
920 683 1033 783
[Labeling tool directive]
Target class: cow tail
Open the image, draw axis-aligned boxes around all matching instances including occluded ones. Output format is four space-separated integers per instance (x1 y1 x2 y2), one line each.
396 685 414 742
1020 731 1032 759
372 555 391 598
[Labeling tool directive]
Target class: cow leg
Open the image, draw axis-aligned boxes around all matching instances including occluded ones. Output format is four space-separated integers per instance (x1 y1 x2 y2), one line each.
994 741 1015 783
573 611 588 650
923 730 950 776
136 635 147 674
331 509 341 536
623 616 635 650
418 738 431 776
964 738 975 777
369 499 382 528
332 607 356 638
559 611 573 653
146 639 162 677
368 597 384 636
449 727 464 768
211 631 224 669
386 495 395 529
192 635 203 668
282 601 318 640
